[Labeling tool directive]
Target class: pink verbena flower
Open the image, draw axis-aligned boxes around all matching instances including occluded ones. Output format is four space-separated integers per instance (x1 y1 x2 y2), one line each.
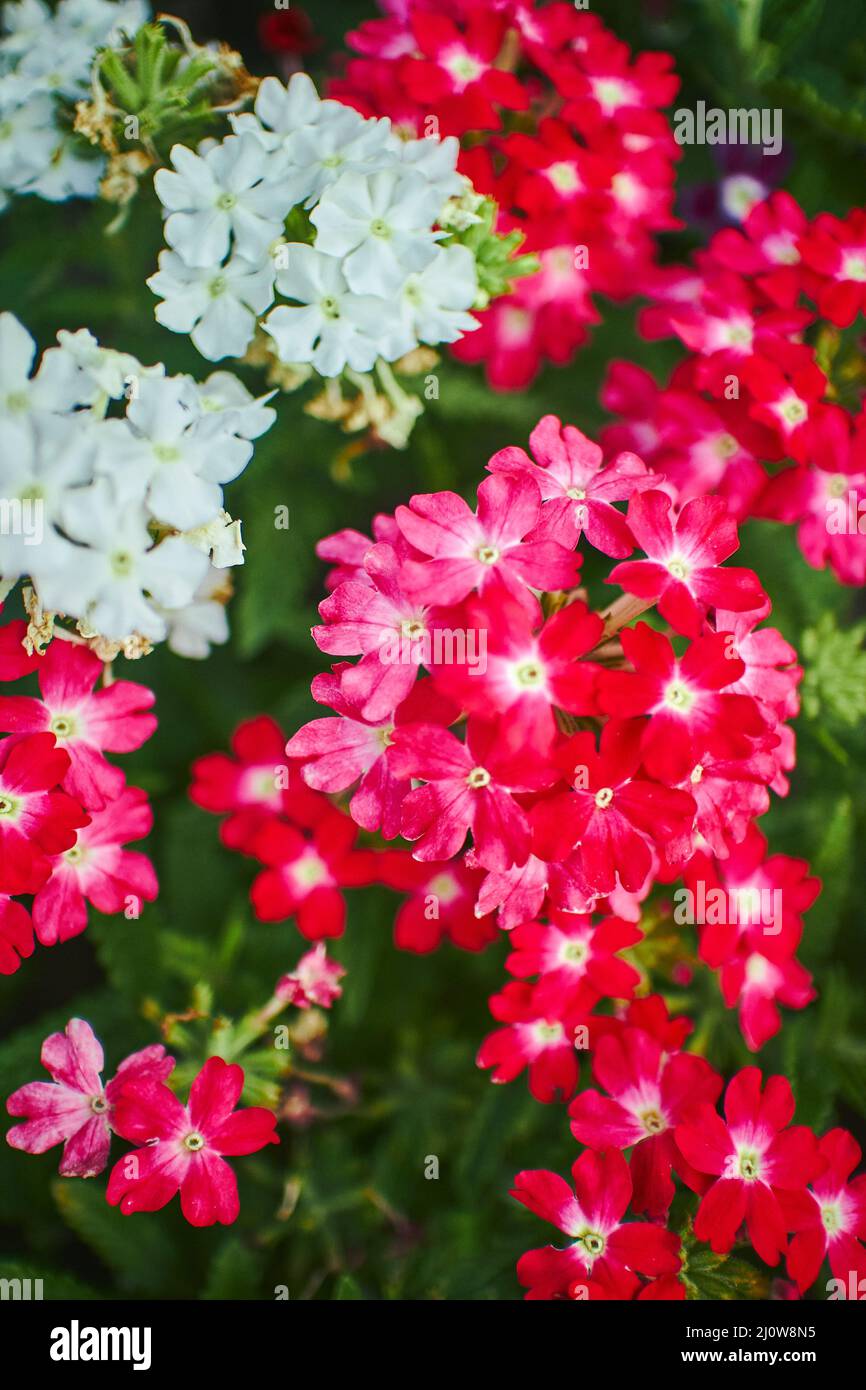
783 1128 866 1295
0 893 33 975
608 491 766 637
799 209 866 327
0 619 39 680
530 717 696 894
505 911 641 1012
106 1056 279 1226
675 1067 824 1266
512 1147 682 1300
6 1018 173 1177
487 413 658 555
378 850 497 953
286 669 456 839
476 980 592 1103
389 716 555 869
276 943 345 1009
250 805 379 938
430 592 602 757
395 473 581 621
568 1025 722 1217
0 640 156 810
190 715 327 853
312 541 451 722
0 732 88 895
31 785 158 947
597 622 768 784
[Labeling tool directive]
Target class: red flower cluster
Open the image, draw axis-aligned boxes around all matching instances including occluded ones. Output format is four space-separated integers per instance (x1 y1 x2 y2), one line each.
194 413 862 1292
0 622 158 973
515 1063 866 1300
280 416 810 1045
331 0 681 389
602 192 866 585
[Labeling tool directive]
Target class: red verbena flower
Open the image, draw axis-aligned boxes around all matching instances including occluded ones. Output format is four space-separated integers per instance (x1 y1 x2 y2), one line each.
106 1056 279 1227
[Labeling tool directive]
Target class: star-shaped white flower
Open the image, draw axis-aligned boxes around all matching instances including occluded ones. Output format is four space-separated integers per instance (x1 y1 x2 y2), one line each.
147 249 276 361
311 169 444 296
262 244 383 377
377 244 479 359
95 377 252 531
154 134 295 269
43 476 210 641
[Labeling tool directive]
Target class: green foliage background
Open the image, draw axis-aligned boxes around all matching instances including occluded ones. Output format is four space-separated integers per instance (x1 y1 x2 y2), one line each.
1 0 865 1300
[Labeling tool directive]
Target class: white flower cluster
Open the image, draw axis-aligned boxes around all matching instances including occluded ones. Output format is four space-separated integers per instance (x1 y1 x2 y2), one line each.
148 72 481 372
0 312 275 657
0 0 148 210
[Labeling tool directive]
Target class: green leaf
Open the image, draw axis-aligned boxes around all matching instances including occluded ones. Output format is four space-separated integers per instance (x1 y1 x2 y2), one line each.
681 1223 769 1300
53 1180 186 1297
202 1238 261 1299
801 613 866 725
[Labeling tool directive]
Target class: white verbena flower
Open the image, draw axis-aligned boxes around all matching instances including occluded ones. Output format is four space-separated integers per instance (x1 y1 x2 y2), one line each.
53 328 163 406
44 475 210 642
0 311 275 654
0 92 57 192
262 243 383 376
310 168 445 296
0 412 96 579
191 371 276 439
95 376 252 531
0 312 85 415
398 133 464 204
154 133 296 268
376 244 479 359
230 71 324 150
147 249 275 361
157 564 230 659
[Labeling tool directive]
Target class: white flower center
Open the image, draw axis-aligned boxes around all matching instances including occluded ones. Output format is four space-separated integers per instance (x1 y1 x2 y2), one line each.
50 713 77 739
514 660 544 688
594 786 614 809
548 161 580 193
466 766 491 789
663 679 695 713
821 1202 842 1235
842 253 866 282
153 443 182 463
110 550 135 578
779 395 808 427
575 1228 607 1263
